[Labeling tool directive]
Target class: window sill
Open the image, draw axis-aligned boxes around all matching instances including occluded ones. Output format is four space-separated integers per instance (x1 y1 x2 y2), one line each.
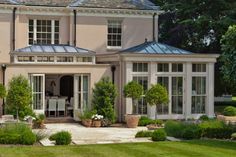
106 46 122 51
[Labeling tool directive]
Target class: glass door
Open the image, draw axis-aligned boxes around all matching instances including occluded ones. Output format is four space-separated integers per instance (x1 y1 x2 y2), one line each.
74 74 89 115
30 74 45 114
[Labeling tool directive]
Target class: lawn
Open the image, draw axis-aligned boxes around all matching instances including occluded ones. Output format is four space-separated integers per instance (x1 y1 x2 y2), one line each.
0 140 235 157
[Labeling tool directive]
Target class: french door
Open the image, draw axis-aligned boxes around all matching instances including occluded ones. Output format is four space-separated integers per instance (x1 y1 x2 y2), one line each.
30 74 45 114
74 74 89 114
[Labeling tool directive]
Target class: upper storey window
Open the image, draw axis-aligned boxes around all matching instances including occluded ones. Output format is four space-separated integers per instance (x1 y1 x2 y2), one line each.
107 20 122 49
29 19 59 45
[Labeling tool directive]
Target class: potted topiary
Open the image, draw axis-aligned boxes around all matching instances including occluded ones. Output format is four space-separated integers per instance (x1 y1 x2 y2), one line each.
124 81 143 128
145 84 169 129
217 106 236 124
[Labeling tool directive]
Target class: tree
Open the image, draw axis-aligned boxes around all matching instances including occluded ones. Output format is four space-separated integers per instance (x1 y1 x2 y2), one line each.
92 77 117 124
123 81 143 114
0 83 6 99
6 75 33 120
145 84 169 119
220 25 236 89
155 0 236 54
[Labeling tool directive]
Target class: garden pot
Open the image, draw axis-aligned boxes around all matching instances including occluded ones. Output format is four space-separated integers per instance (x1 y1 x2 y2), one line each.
92 120 102 127
82 119 92 127
125 114 140 128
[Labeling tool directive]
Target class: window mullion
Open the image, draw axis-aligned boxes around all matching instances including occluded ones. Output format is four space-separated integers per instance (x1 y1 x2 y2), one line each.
51 20 55 44
33 19 37 44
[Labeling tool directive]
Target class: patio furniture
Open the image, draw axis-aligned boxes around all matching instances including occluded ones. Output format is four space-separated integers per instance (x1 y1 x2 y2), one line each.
57 98 66 116
48 99 57 117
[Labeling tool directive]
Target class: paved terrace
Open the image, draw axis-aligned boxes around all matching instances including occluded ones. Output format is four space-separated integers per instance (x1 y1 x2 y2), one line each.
36 123 151 146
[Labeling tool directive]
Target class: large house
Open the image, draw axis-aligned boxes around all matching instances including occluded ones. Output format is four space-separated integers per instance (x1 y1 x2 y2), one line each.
0 0 218 121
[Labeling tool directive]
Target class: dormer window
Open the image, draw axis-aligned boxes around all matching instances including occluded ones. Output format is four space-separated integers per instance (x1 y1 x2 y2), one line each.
107 20 122 49
29 19 59 45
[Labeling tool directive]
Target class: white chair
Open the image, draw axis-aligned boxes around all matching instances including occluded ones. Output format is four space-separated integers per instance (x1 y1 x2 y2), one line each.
67 97 74 117
48 99 57 117
57 98 66 117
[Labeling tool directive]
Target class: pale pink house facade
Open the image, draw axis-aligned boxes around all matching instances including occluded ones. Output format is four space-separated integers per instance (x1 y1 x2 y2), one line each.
0 0 218 121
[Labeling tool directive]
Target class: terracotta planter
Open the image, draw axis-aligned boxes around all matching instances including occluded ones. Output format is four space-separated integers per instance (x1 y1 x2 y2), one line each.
92 120 102 127
217 115 236 124
82 119 92 127
125 114 140 128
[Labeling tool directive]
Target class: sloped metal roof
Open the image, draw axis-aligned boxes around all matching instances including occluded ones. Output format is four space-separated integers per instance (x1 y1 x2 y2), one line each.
120 41 193 54
13 45 95 55
70 0 158 10
0 0 159 10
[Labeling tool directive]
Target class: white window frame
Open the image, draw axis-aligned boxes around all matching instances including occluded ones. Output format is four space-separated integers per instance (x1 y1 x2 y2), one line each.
28 19 59 45
107 19 122 49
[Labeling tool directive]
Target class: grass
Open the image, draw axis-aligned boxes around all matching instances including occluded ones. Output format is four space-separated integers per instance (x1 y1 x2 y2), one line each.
0 140 235 157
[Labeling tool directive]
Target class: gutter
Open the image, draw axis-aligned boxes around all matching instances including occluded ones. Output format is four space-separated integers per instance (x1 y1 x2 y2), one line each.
73 10 77 46
12 7 17 51
152 12 157 41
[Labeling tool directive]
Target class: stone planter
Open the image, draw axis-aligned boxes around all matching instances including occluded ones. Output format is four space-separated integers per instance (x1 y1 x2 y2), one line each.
92 120 102 127
82 119 92 127
125 114 140 128
217 115 236 124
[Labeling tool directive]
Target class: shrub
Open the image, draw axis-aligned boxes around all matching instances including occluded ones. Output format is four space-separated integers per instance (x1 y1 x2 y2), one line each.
49 131 72 145
92 77 117 124
182 124 201 139
199 115 209 121
164 120 184 138
0 83 6 99
0 123 36 145
135 130 153 138
138 116 163 126
152 129 166 141
223 106 236 116
199 120 235 139
6 75 33 120
232 133 236 140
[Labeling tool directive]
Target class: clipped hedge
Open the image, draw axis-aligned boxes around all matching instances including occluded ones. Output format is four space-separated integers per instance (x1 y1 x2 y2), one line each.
0 123 36 145
135 130 153 138
49 131 72 145
199 120 235 139
223 106 236 116
164 120 184 138
138 116 163 126
152 129 166 141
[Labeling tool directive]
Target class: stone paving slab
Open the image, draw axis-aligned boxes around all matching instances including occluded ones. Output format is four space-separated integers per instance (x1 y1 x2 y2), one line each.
36 123 149 146
40 138 55 146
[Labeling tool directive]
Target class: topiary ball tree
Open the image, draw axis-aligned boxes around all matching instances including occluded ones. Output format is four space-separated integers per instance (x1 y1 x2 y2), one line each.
145 84 169 119
0 83 6 99
123 81 143 114
6 75 33 120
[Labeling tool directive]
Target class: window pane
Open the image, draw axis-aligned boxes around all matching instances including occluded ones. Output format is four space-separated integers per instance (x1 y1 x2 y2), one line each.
132 63 148 72
192 64 206 72
172 77 183 114
157 77 169 114
157 63 169 72
172 63 183 72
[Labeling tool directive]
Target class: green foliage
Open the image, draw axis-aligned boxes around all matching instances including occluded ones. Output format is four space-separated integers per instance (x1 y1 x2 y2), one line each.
33 114 46 129
49 131 72 145
124 81 143 114
232 133 236 139
6 75 33 119
145 84 168 118
199 120 235 139
164 121 201 139
164 120 184 138
135 130 153 138
221 25 236 87
182 124 202 140
151 129 166 141
0 83 6 99
79 109 96 120
92 77 117 124
0 123 36 145
199 115 210 121
223 106 236 116
138 116 163 126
